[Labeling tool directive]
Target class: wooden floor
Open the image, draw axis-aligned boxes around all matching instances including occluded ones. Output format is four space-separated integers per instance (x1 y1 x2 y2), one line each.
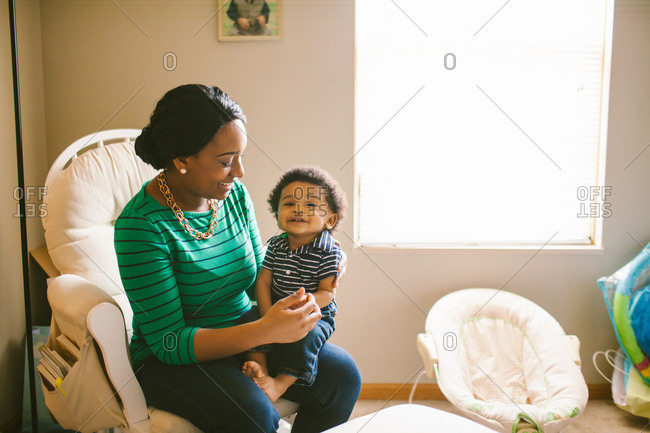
351 399 650 432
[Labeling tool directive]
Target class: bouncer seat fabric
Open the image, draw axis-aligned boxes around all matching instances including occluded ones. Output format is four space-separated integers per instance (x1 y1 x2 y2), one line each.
422 288 588 433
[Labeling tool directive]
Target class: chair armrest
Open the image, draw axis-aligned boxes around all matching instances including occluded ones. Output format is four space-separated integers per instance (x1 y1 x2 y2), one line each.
48 275 151 433
87 303 151 433
47 275 119 351
564 335 582 366
417 333 438 379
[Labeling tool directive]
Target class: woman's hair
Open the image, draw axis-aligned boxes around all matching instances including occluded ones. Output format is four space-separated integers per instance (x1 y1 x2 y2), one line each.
135 84 246 169
267 165 347 231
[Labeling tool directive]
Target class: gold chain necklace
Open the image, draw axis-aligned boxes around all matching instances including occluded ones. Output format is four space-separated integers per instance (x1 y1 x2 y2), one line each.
157 171 219 240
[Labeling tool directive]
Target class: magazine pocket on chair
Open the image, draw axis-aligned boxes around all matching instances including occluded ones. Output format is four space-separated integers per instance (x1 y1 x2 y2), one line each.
39 335 125 433
39 356 84 428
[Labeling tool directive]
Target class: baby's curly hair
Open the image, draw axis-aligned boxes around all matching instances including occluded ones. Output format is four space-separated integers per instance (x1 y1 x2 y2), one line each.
267 165 347 231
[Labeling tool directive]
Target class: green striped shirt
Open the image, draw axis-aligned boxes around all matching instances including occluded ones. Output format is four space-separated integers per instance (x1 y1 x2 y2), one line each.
114 180 263 367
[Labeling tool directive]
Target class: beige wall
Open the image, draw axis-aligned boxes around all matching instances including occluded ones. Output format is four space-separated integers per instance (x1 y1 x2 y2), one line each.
3 0 650 422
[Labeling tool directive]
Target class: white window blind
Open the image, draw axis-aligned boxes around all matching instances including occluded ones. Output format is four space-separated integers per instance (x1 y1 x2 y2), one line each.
355 0 613 247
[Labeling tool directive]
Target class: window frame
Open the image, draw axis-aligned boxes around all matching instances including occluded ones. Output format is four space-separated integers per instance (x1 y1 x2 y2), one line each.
352 0 616 251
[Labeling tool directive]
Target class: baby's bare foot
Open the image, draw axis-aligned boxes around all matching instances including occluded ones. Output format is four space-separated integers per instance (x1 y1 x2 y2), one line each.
241 361 264 381
254 374 296 403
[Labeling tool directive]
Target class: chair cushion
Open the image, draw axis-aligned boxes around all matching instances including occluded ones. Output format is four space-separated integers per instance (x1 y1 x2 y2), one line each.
460 318 546 406
149 407 203 433
149 399 300 433
43 141 158 336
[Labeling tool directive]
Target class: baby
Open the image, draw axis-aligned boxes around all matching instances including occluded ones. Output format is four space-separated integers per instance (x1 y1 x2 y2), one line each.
242 165 346 401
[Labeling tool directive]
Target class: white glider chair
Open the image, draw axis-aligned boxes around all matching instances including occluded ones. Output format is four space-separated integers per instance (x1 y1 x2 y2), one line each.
40 130 298 433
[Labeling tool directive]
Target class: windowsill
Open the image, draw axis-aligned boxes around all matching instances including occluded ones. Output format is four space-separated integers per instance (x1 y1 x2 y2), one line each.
352 244 605 255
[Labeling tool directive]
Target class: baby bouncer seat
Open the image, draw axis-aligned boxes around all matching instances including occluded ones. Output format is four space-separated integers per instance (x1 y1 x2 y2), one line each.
416 288 588 433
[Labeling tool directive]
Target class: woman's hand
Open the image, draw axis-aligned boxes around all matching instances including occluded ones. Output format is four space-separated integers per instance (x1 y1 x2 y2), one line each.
333 249 348 291
237 17 250 30
260 288 321 344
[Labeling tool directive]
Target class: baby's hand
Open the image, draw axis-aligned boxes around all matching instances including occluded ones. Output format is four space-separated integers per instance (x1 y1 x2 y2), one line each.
289 288 308 310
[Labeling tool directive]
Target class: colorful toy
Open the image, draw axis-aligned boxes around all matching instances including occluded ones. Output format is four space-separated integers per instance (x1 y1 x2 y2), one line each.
598 243 650 383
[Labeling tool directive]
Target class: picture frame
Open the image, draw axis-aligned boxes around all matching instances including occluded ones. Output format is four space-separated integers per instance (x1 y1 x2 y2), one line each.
217 0 282 41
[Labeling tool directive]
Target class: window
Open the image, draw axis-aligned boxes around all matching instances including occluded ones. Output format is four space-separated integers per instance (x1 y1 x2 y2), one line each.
355 0 614 247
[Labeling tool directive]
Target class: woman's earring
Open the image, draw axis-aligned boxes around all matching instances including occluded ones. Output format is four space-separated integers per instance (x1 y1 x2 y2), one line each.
180 168 187 174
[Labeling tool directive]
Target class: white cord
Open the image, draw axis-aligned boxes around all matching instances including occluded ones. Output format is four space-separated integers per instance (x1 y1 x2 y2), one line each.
408 370 427 404
592 349 628 384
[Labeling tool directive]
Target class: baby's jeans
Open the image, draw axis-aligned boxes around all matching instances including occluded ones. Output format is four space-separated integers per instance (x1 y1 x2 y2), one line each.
239 304 335 386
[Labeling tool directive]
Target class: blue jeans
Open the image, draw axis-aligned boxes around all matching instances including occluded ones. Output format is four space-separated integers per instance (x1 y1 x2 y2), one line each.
135 343 361 433
240 306 335 386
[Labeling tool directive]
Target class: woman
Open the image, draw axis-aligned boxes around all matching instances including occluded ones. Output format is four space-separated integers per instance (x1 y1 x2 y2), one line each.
114 84 361 433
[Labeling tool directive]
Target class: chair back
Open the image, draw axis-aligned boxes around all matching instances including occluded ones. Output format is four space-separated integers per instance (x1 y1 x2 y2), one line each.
42 129 157 338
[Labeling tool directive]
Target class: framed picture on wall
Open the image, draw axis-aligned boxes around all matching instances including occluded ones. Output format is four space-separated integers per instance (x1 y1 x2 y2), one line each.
217 0 282 41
